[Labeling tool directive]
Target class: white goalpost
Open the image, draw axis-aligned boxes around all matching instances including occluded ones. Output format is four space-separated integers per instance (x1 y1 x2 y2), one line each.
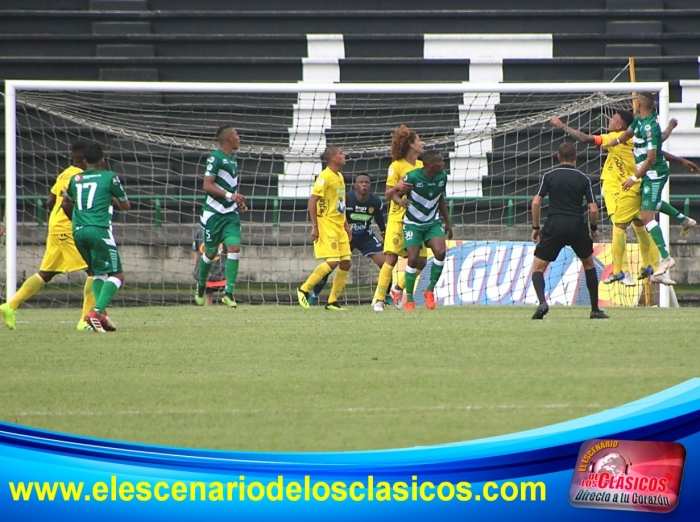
3 80 672 308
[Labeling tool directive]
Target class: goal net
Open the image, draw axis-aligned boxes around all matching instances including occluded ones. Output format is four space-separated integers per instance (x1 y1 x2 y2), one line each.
2 81 671 308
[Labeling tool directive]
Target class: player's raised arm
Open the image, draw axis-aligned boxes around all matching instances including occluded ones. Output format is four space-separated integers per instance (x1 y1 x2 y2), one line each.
662 118 678 142
550 117 596 144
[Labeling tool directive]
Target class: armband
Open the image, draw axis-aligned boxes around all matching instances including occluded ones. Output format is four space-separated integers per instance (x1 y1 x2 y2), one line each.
630 176 638 183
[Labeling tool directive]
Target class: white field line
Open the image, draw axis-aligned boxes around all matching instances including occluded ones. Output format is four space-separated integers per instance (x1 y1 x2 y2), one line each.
7 404 601 417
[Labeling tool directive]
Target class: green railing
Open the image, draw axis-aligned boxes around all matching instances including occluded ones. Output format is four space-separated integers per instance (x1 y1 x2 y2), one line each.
4 194 700 229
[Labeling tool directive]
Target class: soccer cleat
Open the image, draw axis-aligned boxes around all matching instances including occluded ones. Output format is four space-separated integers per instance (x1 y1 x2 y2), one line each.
85 310 106 333
637 265 654 280
372 300 385 312
308 294 318 306
621 272 637 287
680 217 697 236
221 295 238 308
602 272 624 284
590 310 610 319
100 312 117 332
296 287 310 309
390 285 404 310
531 302 549 320
404 301 416 311
325 302 346 311
424 290 436 309
77 319 93 331
653 256 676 276
650 273 677 286
194 285 205 306
0 303 17 330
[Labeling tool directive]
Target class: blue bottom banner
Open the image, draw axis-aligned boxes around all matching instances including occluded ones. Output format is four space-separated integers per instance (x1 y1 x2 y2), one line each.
2 379 700 520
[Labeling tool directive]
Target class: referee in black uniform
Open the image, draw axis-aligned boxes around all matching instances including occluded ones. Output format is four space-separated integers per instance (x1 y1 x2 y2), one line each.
531 142 608 320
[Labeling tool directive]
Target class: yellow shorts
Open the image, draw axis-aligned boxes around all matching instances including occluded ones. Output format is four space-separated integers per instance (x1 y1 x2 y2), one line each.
39 233 88 273
614 191 642 224
602 184 619 218
314 223 351 261
384 220 428 257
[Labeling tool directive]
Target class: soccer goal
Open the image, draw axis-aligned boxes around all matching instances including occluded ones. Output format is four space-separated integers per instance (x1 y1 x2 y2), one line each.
3 80 672 308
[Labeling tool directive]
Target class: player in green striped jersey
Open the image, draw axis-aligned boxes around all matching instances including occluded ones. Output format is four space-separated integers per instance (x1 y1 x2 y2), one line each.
392 150 453 310
195 125 248 308
62 143 130 333
609 92 697 277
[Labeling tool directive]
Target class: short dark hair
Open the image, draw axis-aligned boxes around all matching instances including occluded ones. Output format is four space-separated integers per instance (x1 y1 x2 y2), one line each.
83 143 104 165
322 145 340 163
421 150 442 164
216 124 233 141
558 142 577 162
354 172 370 182
617 110 634 129
71 141 88 154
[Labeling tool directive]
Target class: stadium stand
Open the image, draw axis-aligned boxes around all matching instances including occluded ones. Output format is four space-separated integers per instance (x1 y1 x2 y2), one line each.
1 0 699 227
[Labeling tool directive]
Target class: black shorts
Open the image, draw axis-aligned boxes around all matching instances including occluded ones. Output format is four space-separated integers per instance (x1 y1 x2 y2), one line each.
534 216 593 262
351 231 383 257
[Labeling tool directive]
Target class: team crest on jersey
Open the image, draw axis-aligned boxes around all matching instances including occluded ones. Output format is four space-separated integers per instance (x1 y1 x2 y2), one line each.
75 175 82 182
368 207 374 214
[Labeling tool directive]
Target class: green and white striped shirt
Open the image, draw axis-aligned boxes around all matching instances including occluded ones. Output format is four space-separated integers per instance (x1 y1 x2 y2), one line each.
402 168 448 228
631 112 669 180
201 149 239 224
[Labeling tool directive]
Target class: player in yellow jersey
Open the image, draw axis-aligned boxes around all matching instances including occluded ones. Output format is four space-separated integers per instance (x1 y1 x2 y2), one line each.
372 125 429 312
551 112 697 286
296 146 353 311
1 142 97 330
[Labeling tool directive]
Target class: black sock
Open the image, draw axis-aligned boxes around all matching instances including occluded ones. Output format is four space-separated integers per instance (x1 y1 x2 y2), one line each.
585 267 600 312
532 271 546 305
197 284 206 298
225 292 234 300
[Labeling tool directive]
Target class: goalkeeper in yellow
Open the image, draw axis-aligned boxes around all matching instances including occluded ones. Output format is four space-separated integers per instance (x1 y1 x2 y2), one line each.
296 146 353 311
1 142 95 330
551 111 697 286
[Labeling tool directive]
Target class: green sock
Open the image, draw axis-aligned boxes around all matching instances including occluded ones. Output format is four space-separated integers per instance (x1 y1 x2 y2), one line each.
658 201 684 221
92 277 105 302
427 260 444 291
225 256 239 295
648 223 669 258
405 267 417 302
198 256 214 288
95 280 119 314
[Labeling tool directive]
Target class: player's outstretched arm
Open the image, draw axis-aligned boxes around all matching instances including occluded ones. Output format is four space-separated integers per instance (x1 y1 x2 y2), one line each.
663 151 700 172
550 117 596 144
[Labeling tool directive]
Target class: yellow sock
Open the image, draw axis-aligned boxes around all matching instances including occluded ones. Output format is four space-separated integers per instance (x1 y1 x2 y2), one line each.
373 263 394 301
633 224 658 270
301 262 334 293
329 268 349 304
81 276 95 320
8 273 46 309
612 226 626 274
396 267 406 290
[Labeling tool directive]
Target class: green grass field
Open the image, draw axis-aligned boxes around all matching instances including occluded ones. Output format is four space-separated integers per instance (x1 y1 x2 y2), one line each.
1 305 698 452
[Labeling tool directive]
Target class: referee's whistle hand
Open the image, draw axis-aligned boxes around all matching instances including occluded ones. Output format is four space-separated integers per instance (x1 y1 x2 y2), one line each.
590 229 600 240
531 229 540 242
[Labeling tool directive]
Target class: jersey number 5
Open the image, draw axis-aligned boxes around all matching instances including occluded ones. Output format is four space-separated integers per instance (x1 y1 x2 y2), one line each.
76 182 98 210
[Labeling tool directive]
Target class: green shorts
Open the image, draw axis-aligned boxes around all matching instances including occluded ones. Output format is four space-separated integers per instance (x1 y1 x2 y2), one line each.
73 226 123 275
640 177 668 212
201 212 241 253
403 221 445 248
